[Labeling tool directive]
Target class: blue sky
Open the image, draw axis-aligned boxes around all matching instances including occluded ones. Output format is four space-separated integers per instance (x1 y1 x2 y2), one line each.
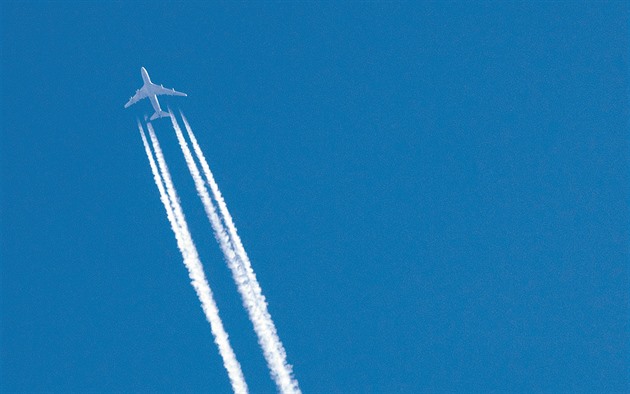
1 2 629 392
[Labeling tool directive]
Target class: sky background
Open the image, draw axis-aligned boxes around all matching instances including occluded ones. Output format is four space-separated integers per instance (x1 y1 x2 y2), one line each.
1 2 629 392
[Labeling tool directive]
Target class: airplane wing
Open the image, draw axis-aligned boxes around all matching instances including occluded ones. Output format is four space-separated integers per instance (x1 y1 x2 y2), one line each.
124 88 148 108
151 84 187 97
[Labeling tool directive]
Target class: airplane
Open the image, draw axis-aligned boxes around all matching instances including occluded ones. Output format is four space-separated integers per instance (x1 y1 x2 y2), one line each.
124 67 187 121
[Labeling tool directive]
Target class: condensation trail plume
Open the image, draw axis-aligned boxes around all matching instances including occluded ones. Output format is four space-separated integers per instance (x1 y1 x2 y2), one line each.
169 114 298 393
139 121 248 394
176 113 300 394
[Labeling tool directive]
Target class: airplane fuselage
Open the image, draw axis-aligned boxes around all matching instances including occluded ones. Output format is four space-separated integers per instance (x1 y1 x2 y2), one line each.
140 67 165 116
141 67 151 84
148 95 162 116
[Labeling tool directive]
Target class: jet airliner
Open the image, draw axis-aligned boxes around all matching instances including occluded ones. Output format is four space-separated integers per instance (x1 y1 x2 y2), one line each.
124 67 187 120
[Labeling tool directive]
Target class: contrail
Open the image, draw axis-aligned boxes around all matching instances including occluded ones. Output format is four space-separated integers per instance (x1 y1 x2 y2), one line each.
176 112 300 394
139 121 249 394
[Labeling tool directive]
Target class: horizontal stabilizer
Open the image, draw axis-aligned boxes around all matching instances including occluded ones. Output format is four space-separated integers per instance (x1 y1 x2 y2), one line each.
150 110 171 121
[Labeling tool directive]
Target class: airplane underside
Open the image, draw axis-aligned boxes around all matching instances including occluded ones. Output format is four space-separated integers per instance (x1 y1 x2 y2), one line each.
124 67 187 120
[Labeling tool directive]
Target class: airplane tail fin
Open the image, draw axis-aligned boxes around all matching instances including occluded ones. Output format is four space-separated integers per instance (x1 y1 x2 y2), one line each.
150 110 171 121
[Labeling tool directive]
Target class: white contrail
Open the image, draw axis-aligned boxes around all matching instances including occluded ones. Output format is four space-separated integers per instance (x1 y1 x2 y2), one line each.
139 121 249 394
176 112 300 394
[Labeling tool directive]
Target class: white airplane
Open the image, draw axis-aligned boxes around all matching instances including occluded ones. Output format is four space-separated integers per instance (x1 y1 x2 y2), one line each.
124 67 187 120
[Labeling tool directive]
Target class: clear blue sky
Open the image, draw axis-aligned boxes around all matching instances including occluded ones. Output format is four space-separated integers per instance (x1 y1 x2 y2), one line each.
1 2 628 392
